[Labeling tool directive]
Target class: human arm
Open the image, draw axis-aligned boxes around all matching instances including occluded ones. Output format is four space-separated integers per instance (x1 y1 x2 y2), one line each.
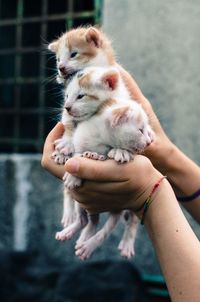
120 67 200 222
42 130 200 302
64 156 200 302
41 121 200 301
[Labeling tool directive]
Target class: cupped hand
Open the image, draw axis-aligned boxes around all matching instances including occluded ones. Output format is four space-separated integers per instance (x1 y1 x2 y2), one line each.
64 155 163 215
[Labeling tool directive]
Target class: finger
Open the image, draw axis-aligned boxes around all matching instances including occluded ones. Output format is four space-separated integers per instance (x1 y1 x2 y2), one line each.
45 122 65 148
43 123 65 156
70 190 130 214
65 156 131 182
41 123 65 179
75 180 132 195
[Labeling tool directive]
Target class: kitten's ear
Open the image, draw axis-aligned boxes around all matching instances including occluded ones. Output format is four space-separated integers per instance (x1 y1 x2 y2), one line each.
102 71 119 90
48 41 59 52
79 73 91 88
85 27 102 48
109 106 130 127
135 111 143 126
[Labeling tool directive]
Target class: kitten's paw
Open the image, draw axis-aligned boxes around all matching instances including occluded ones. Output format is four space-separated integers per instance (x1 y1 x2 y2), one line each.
75 240 94 260
56 75 65 84
56 217 87 241
76 224 97 245
63 172 82 190
108 148 134 163
55 227 74 241
55 226 76 241
54 138 74 157
82 151 106 161
61 212 76 227
52 150 69 165
118 239 135 259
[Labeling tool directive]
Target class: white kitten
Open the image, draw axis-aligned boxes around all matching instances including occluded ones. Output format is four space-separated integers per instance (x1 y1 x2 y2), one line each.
48 27 153 259
56 67 153 260
48 27 116 230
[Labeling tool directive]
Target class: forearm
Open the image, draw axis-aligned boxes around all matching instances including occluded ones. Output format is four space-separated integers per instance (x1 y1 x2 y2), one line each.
144 178 200 302
156 143 200 223
158 144 200 194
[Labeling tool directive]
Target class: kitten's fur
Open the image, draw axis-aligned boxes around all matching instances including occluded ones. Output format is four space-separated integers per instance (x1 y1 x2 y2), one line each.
48 26 128 226
57 67 153 260
48 26 115 84
48 27 117 229
48 27 153 258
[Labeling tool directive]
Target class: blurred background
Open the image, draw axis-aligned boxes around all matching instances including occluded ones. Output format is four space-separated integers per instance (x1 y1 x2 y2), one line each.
1 0 200 301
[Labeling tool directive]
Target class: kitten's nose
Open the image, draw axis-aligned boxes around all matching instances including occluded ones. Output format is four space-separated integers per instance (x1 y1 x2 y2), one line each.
65 106 71 113
59 64 67 75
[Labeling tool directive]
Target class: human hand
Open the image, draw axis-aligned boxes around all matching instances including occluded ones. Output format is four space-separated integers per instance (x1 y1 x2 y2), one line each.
65 155 162 215
119 66 174 172
41 122 66 179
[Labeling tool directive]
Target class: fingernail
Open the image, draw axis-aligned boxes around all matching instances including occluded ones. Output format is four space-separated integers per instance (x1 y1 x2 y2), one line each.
65 158 79 173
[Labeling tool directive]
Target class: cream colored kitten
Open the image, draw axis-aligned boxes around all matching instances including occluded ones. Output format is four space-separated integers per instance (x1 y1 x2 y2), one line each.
56 67 153 260
48 27 153 259
48 26 115 84
48 27 116 229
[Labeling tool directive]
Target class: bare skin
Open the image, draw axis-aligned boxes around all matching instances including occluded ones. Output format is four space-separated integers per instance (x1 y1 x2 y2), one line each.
42 134 200 302
41 68 200 302
120 67 200 223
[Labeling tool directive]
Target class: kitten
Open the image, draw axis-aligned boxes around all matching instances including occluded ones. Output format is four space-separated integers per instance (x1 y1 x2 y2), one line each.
48 26 115 84
48 27 116 228
48 27 153 259
56 66 153 260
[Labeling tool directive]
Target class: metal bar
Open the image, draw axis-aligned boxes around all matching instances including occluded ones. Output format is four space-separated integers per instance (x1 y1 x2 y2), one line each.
0 0 103 153
0 11 95 26
13 0 24 152
0 108 49 114
0 78 43 84
0 138 43 145
94 0 103 25
38 0 48 147
0 47 41 55
67 0 74 29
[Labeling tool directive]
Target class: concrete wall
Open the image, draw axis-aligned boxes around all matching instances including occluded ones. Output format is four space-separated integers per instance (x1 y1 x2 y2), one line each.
102 0 200 272
0 154 162 275
103 0 200 162
1 1 200 277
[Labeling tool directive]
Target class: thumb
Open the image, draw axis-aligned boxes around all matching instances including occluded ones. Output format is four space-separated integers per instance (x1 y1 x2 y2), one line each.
64 156 129 182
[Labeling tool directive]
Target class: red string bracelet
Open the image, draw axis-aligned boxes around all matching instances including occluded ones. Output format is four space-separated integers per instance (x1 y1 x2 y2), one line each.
139 176 167 225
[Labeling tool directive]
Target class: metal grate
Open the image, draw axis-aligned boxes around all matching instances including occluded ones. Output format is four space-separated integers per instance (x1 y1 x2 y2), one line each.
0 0 103 153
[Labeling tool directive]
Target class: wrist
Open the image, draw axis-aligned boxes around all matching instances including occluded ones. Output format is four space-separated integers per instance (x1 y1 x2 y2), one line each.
136 176 167 224
144 178 176 226
155 140 177 175
153 141 200 196
127 156 164 216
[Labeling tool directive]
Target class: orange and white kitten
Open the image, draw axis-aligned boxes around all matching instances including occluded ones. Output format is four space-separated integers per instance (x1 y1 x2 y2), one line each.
55 66 153 260
48 26 115 84
48 27 116 228
48 27 153 259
